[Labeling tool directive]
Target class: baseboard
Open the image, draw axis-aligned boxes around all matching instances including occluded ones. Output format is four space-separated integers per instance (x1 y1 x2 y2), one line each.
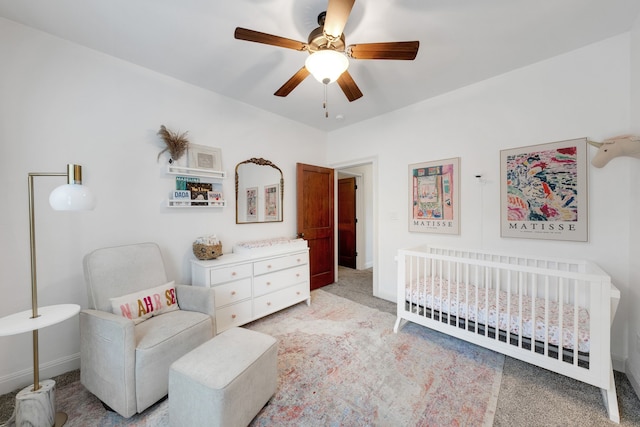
0 353 80 395
627 367 640 401
612 354 626 373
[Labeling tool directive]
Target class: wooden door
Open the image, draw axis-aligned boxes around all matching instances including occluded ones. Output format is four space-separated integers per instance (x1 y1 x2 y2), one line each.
296 163 334 290
338 177 357 268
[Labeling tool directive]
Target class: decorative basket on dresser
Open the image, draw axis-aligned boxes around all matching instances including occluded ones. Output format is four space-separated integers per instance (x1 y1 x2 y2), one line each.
190 238 310 334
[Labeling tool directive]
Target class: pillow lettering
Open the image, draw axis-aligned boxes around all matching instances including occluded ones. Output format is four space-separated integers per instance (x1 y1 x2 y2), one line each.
110 281 180 324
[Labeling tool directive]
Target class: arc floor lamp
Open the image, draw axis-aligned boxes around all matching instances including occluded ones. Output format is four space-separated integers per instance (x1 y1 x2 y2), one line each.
0 164 95 426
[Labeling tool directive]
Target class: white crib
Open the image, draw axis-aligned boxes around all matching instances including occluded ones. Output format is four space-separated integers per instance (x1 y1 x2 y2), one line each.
393 245 621 423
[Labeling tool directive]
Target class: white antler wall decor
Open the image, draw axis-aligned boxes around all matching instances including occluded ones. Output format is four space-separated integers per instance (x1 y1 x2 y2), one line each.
588 134 640 167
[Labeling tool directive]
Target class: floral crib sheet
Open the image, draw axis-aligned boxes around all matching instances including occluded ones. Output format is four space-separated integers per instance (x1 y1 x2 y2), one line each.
405 276 590 353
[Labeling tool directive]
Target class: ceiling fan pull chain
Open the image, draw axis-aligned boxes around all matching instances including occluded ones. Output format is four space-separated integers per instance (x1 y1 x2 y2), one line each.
323 84 329 118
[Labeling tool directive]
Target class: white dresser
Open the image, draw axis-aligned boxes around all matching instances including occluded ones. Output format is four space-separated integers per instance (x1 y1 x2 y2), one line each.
191 244 310 334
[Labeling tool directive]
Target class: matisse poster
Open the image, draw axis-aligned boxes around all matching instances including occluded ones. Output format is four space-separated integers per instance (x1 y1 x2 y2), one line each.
409 157 460 234
500 138 588 241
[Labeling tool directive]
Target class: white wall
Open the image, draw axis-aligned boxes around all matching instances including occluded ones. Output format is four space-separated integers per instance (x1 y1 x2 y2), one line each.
626 15 640 394
0 18 326 394
327 34 633 364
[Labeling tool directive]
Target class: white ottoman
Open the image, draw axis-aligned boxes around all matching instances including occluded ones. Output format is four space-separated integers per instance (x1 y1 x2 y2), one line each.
169 327 278 427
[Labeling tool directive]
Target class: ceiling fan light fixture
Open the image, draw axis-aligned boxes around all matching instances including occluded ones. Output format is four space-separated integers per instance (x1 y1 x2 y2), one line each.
305 50 349 84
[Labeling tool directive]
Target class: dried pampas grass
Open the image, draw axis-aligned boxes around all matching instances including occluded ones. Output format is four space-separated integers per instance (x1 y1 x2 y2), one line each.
157 125 189 162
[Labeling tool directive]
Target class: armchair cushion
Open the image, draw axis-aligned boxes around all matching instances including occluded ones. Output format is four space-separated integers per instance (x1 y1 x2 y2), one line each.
110 281 180 324
134 309 213 412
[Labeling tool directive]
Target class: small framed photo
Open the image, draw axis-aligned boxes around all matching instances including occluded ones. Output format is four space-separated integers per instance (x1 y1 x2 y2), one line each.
264 184 279 221
246 187 258 221
500 138 588 241
409 157 460 234
188 144 222 172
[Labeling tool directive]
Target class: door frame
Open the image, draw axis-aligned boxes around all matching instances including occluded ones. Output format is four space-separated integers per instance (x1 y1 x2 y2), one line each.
331 156 379 298
337 171 365 270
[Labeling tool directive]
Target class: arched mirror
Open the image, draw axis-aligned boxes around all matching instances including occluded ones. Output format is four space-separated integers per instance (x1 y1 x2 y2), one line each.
235 158 283 223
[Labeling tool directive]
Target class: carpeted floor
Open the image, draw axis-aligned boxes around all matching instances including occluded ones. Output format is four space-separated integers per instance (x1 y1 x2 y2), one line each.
2 266 640 426
324 266 640 426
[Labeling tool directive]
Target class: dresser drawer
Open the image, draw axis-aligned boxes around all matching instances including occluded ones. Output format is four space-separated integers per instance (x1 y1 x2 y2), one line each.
254 252 309 276
215 300 253 333
254 265 308 297
209 263 252 286
212 278 251 308
253 282 309 319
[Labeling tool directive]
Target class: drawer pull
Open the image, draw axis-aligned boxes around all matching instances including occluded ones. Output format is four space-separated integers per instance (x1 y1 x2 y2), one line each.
231 291 236 296
231 314 237 319
231 271 237 276
267 264 272 269
266 281 271 286
297 258 301 262
296 273 300 277
267 302 272 306
296 291 301 295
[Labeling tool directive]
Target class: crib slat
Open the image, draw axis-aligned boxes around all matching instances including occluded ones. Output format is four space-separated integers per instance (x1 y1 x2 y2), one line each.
446 260 452 325
456 261 461 329
518 271 523 349
429 256 435 320
484 266 489 338
531 275 537 354
465 263 470 332
438 258 443 323
558 278 564 358
544 276 550 358
573 279 579 366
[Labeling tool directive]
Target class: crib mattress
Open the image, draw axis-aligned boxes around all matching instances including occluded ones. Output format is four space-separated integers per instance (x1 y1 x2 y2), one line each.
405 277 590 353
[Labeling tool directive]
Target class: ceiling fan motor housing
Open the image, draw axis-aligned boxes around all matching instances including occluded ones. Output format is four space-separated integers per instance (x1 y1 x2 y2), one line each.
307 25 346 53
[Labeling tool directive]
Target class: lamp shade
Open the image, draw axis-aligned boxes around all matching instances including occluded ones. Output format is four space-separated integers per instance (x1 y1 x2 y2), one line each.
49 183 95 211
305 50 349 84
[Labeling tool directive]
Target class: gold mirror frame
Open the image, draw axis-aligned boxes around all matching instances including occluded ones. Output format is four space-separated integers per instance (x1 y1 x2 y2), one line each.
235 158 284 223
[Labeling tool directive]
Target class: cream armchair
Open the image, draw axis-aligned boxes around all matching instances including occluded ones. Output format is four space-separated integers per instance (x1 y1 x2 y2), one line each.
79 242 215 418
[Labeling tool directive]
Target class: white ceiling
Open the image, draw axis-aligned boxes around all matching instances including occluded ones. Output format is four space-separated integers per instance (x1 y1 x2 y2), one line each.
1 0 639 132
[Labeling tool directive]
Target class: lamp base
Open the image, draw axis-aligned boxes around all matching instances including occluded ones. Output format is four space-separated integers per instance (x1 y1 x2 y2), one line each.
54 411 68 426
10 379 67 427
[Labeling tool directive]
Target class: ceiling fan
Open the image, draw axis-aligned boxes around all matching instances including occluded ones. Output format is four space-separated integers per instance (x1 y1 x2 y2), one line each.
234 0 419 103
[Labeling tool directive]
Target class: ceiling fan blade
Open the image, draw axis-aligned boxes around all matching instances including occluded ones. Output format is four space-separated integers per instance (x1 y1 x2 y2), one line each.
348 41 419 60
324 0 355 39
274 67 311 97
337 71 363 102
234 27 307 51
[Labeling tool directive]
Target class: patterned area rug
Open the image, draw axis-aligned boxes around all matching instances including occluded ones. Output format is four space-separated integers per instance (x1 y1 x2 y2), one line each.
7 290 504 426
249 290 503 426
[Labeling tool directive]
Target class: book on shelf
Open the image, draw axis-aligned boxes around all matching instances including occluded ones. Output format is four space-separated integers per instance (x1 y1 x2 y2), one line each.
169 190 191 206
176 176 200 191
187 182 212 206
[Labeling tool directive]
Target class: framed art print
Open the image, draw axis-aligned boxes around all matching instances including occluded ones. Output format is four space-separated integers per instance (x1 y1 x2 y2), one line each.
409 157 460 234
500 138 588 241
264 184 279 221
188 144 222 172
246 187 258 221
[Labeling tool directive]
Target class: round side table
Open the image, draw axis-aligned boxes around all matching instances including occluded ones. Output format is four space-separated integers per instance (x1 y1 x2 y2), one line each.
0 304 80 427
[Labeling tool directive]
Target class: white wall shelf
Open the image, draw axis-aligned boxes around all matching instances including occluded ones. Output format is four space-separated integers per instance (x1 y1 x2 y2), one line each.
167 199 226 208
167 164 226 179
165 164 226 208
